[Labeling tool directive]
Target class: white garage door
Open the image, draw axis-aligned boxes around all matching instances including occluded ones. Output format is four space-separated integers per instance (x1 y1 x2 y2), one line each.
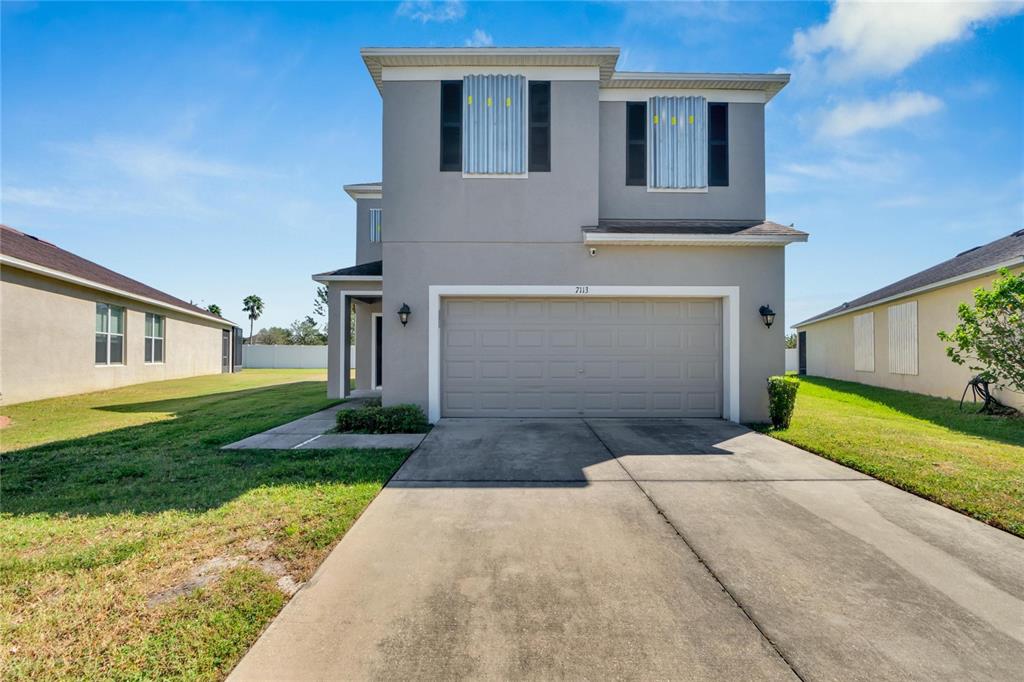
441 297 722 417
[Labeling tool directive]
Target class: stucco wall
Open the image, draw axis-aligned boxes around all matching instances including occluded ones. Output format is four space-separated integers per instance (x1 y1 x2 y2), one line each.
598 101 766 221
381 242 786 423
797 268 1024 409
355 197 383 265
1 267 228 405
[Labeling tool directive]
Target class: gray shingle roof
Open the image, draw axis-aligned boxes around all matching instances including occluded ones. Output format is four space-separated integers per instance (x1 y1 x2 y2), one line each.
314 260 383 278
582 219 807 237
797 229 1024 327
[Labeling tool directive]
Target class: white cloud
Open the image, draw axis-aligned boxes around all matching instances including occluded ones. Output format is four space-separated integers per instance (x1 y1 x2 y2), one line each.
464 28 493 47
792 0 1024 80
818 91 944 138
62 136 253 182
396 0 465 23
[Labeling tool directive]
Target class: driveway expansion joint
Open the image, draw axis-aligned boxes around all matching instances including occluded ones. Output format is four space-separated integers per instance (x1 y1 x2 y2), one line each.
581 418 808 682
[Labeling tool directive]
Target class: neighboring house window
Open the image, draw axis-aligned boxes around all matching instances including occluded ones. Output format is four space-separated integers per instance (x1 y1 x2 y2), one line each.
440 80 463 172
648 95 707 189
528 81 551 172
95 303 125 365
708 102 728 187
462 74 527 175
368 208 382 242
145 313 165 364
853 312 874 372
625 101 647 186
888 301 918 375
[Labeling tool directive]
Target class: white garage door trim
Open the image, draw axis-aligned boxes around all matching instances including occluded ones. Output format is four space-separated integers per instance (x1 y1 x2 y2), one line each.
428 285 741 423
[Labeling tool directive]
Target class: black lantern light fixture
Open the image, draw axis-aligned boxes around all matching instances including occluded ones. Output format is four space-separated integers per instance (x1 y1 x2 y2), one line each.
397 302 411 327
758 305 776 329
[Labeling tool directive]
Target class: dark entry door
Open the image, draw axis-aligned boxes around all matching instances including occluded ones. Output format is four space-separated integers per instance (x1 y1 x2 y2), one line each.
374 315 383 388
798 331 807 375
222 330 231 373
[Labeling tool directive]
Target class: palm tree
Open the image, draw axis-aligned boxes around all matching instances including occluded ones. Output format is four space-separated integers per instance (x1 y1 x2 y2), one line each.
242 295 264 343
207 304 222 317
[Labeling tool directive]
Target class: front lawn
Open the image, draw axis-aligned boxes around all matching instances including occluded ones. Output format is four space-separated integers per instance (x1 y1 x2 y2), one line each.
1 370 409 680
765 376 1024 537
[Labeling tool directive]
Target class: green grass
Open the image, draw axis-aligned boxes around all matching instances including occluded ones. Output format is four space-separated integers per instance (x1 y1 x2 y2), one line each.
763 376 1024 537
1 370 409 680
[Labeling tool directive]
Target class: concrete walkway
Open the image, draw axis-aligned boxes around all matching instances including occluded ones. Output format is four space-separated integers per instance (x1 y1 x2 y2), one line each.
230 418 1024 681
221 400 426 450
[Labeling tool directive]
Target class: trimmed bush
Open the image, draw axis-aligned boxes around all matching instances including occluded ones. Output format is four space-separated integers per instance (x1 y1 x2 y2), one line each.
336 403 430 434
767 375 800 429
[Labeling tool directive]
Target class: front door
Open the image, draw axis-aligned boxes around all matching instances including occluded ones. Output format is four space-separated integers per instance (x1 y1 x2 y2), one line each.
374 315 383 388
222 330 231 373
798 331 807 375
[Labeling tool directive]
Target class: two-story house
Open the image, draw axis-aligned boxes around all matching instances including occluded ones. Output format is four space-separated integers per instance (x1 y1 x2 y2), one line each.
314 47 807 423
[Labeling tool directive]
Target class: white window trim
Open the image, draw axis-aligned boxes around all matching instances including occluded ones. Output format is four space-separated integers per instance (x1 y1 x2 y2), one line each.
646 187 709 193
371 312 383 390
95 303 126 367
427 285 741 424
145 313 166 365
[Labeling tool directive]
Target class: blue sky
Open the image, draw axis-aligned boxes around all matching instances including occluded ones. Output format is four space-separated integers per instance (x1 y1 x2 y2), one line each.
3 1 1022 330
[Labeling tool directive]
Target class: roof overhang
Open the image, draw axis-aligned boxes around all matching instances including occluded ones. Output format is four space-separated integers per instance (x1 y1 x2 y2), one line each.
361 47 620 94
1 254 237 327
604 72 790 102
794 256 1024 328
312 274 383 283
583 232 808 247
343 183 382 201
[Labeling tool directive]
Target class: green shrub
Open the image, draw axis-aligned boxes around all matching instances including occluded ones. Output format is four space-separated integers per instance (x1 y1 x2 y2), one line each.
336 403 430 434
767 375 800 429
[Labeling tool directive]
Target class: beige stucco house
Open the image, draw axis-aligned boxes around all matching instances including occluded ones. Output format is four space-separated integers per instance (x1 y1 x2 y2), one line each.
1 224 242 405
795 230 1024 410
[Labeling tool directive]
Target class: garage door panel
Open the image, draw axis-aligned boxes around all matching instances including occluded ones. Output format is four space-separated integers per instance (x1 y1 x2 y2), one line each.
441 298 722 418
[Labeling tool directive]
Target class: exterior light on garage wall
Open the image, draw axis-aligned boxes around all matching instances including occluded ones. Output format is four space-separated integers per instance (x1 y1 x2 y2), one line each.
759 305 776 329
397 302 411 327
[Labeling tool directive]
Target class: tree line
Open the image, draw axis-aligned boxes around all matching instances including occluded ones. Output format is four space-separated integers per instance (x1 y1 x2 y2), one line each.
201 287 332 346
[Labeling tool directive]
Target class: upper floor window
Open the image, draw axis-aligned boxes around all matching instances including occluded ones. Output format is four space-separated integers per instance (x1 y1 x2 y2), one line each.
463 74 527 175
95 303 125 365
626 102 647 186
369 208 382 242
708 103 729 187
440 81 463 171
145 313 165 364
626 98 729 189
528 81 551 172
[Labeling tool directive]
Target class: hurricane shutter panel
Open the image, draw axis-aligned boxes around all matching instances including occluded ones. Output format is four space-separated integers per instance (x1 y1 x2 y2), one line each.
648 96 707 189
368 208 382 242
888 301 918 375
463 74 526 174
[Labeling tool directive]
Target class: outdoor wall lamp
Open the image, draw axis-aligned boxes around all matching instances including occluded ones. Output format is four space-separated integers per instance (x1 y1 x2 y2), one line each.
397 303 411 327
759 305 776 329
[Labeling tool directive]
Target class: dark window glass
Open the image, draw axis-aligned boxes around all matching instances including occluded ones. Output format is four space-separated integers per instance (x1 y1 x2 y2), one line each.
145 340 153 363
440 81 462 171
109 335 123 364
154 339 164 363
708 102 728 187
528 81 550 172
96 334 107 364
626 101 646 186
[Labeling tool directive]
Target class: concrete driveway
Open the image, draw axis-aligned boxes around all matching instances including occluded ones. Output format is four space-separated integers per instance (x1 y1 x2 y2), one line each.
231 419 1024 681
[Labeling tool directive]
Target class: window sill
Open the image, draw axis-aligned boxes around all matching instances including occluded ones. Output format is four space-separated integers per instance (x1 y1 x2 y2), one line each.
646 186 709 193
96 363 125 368
462 173 529 179
144 362 165 366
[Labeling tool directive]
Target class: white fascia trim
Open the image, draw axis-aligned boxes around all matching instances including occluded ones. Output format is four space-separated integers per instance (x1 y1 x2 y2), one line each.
312 274 384 283
344 188 382 201
599 88 766 103
794 257 1024 328
1 255 235 327
427 284 742 424
382 65 601 82
583 232 808 246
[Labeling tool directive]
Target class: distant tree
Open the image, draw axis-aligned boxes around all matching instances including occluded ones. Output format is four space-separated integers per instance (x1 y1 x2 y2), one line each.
251 327 292 345
207 304 222 317
785 333 797 349
242 295 264 342
314 285 329 319
290 316 328 345
938 268 1023 409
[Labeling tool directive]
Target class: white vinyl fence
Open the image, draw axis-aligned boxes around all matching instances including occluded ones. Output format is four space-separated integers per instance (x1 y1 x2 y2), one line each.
785 347 799 373
243 344 328 369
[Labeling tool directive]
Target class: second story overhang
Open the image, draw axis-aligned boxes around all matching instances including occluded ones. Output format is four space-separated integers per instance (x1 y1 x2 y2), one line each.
582 220 808 247
343 182 382 201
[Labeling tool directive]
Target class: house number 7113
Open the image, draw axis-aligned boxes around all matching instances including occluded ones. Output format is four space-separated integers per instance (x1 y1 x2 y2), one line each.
575 286 590 294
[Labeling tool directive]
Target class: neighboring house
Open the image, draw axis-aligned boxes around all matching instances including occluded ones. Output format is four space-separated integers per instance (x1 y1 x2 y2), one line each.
315 47 807 423
795 230 1024 409
0 224 242 405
